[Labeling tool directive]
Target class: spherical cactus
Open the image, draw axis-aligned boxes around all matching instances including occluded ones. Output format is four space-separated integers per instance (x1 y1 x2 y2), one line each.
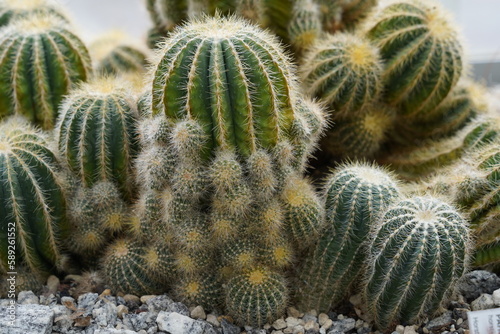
365 0 463 116
0 0 69 27
340 0 377 26
301 32 382 118
392 80 485 145
281 175 323 246
0 13 91 129
322 104 394 158
89 31 149 75
363 196 470 330
56 78 139 199
0 116 69 277
175 273 223 310
225 267 288 327
296 163 400 312
101 238 175 296
287 0 321 51
150 16 325 161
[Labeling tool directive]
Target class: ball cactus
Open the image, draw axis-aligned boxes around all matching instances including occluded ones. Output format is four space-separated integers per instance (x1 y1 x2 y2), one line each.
0 13 91 129
365 0 463 116
0 116 69 277
56 77 139 199
363 196 470 330
0 0 69 27
301 32 383 118
296 163 400 312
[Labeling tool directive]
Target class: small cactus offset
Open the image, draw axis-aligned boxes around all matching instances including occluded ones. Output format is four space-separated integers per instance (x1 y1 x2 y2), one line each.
287 0 321 52
296 163 400 312
364 0 463 117
56 77 140 199
301 32 383 118
0 0 69 27
363 196 470 330
89 31 150 75
0 116 69 277
225 267 288 327
0 13 91 129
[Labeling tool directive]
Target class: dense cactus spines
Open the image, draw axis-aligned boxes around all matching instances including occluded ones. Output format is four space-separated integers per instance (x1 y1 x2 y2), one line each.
101 238 175 296
0 117 69 277
225 268 288 327
364 196 469 330
90 31 149 75
56 78 139 199
287 0 321 51
151 16 303 159
0 13 91 129
0 0 69 27
301 32 382 118
296 163 400 312
365 0 463 116
322 105 394 158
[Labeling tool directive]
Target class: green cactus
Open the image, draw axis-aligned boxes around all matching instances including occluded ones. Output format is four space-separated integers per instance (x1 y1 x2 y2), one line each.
365 0 463 117
56 78 139 199
363 196 469 330
0 13 91 129
89 31 149 75
391 80 486 146
296 163 400 312
225 267 288 327
340 0 377 26
101 238 175 296
321 104 394 158
0 116 69 277
301 32 382 118
287 0 321 52
175 273 223 310
381 114 500 180
0 0 69 27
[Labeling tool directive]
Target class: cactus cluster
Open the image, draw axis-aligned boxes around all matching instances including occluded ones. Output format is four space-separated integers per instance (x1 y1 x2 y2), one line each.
0 0 489 332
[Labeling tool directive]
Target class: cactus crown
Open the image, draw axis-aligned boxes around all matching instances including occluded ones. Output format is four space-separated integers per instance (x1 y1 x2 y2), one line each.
150 15 303 158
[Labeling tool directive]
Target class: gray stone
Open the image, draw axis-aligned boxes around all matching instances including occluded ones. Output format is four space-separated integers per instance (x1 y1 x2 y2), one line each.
94 329 138 334
457 270 500 301
0 304 53 334
52 304 73 332
328 318 356 333
166 301 190 316
78 293 99 311
273 318 287 330
452 307 469 320
145 295 174 313
191 305 207 320
157 311 218 334
493 288 500 306
471 293 495 311
17 291 39 305
426 311 453 330
303 314 318 324
221 318 241 334
39 293 57 306
46 275 59 295
123 312 157 331
357 327 370 334
92 302 118 327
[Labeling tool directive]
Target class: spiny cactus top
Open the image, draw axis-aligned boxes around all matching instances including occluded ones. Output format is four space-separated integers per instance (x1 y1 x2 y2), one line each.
0 0 68 26
56 78 139 199
0 13 92 129
301 32 382 118
365 0 463 117
89 31 149 75
364 196 469 330
297 163 400 312
150 16 319 159
0 117 69 277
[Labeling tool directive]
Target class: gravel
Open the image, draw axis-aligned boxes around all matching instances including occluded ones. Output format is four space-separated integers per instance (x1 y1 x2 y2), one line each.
2 270 500 334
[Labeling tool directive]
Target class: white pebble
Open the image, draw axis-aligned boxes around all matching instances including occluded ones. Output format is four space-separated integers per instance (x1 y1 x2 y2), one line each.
206 314 220 327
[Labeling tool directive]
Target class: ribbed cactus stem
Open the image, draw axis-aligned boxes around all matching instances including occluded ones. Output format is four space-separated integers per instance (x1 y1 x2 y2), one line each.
0 0 69 27
225 267 288 327
287 0 321 51
297 163 400 312
150 16 299 159
56 77 139 199
0 116 69 277
365 0 463 116
301 32 382 118
0 13 91 129
364 196 469 330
